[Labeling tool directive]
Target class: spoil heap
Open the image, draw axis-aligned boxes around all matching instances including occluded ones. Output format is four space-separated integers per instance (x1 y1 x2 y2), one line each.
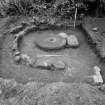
82 18 105 59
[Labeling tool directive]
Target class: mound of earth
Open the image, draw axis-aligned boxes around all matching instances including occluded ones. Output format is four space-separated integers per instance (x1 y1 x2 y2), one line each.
82 17 105 59
0 79 105 105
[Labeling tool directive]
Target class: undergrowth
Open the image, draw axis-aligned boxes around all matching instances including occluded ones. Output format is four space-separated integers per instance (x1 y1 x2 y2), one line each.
0 0 43 16
0 0 80 18
0 0 105 29
0 0 105 18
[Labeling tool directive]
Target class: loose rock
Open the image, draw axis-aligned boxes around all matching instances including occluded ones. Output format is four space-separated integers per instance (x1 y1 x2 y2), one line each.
50 60 65 70
92 27 98 32
92 66 103 84
14 55 21 64
98 84 105 92
14 50 21 56
67 35 79 47
85 66 103 85
58 32 68 38
35 57 65 70
21 54 34 66
10 25 24 34
35 58 49 69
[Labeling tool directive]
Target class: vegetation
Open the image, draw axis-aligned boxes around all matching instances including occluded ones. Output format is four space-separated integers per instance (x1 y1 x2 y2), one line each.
0 0 104 17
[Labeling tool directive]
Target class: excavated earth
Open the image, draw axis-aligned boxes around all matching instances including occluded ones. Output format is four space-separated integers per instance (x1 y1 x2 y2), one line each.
0 21 100 83
0 17 105 104
81 17 105 83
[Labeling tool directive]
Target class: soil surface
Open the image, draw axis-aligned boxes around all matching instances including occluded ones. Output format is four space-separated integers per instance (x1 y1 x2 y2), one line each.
0 17 105 105
0 23 100 84
82 18 105 58
0 79 105 105
82 17 105 83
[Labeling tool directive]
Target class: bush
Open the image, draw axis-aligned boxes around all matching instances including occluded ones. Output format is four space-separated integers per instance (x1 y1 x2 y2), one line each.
0 0 43 16
0 0 77 17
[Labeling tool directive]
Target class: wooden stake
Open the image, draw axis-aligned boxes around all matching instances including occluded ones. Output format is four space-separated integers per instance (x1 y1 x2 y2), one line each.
74 6 78 28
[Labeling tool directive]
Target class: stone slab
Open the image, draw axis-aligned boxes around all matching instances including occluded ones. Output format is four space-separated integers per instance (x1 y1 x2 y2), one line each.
67 35 80 47
35 34 66 51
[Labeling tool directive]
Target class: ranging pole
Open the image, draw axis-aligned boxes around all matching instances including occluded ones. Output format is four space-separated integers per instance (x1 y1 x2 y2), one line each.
74 4 78 28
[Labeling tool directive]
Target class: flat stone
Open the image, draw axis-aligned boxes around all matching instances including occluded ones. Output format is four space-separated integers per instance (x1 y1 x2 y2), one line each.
85 66 103 85
92 27 98 32
14 54 34 66
14 50 21 56
50 60 65 70
67 35 79 47
35 57 65 70
35 58 49 69
14 56 21 64
92 66 103 84
21 54 33 66
35 34 66 51
58 32 68 38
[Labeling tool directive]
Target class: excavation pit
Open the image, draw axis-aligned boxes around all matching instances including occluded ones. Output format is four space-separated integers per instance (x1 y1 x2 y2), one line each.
0 21 103 84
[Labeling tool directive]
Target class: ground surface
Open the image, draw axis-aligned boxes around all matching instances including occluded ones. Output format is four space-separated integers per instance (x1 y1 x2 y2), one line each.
0 79 105 105
82 17 105 58
0 22 100 84
0 17 105 105
82 17 105 83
